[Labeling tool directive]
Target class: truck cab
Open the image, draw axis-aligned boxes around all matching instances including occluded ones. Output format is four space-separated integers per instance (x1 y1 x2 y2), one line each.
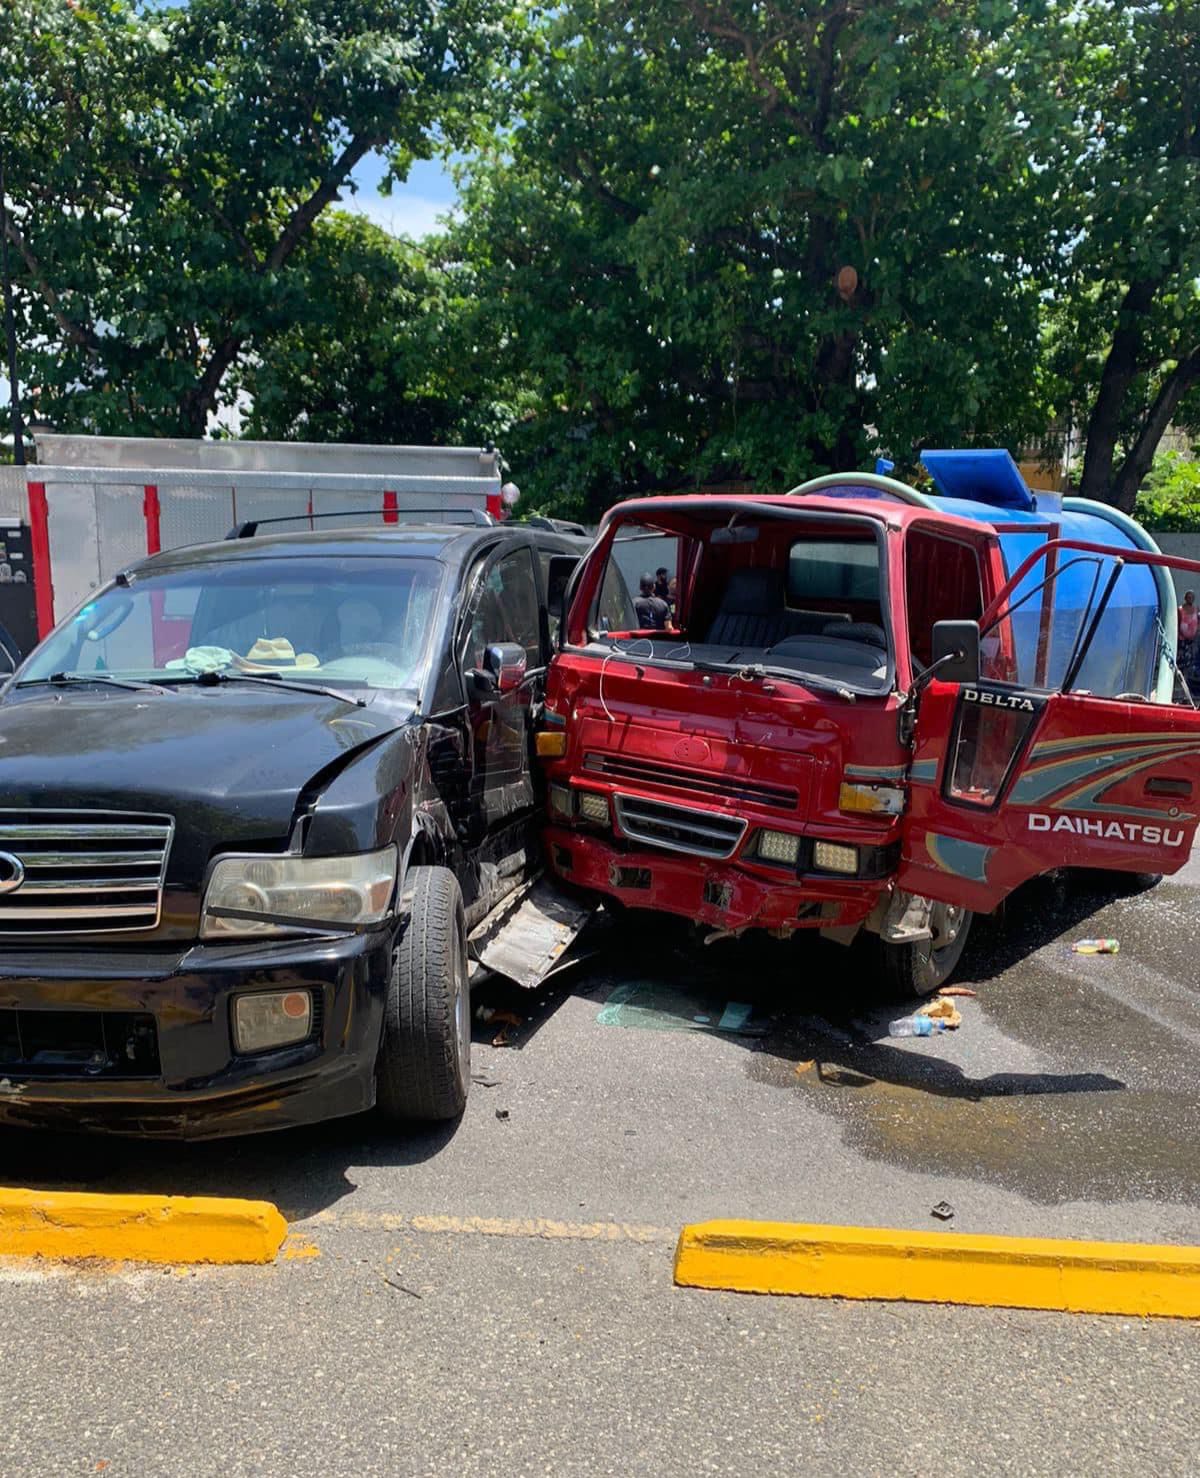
541 462 1200 993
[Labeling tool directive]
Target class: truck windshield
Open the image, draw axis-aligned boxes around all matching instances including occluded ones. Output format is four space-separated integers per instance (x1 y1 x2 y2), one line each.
19 556 443 694
583 516 890 695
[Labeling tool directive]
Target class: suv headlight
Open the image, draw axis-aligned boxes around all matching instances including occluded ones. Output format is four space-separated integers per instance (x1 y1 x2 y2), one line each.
201 847 398 939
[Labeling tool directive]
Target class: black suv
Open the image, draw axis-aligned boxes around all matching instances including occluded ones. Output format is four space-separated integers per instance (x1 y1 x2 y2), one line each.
0 519 586 1137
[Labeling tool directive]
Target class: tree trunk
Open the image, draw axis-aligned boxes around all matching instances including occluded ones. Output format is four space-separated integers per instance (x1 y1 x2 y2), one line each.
1107 347 1200 511
1078 279 1158 511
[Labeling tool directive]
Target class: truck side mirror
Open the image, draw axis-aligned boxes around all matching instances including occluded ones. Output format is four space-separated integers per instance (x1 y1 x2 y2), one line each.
484 642 527 695
930 620 980 685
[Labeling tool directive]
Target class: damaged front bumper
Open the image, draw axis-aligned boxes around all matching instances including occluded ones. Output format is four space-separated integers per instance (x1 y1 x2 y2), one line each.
0 931 392 1139
545 825 884 936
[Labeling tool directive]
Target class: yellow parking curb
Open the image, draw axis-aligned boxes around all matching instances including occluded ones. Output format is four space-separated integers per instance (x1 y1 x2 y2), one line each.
674 1219 1200 1319
0 1187 287 1266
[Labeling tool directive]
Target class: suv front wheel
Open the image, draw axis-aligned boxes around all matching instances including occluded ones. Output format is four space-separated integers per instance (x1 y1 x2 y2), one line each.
376 865 471 1122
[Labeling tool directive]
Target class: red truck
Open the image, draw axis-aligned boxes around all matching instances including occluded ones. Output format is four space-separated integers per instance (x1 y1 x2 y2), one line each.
538 460 1200 994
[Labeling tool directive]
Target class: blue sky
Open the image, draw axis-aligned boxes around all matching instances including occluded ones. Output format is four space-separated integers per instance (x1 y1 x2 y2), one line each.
346 152 460 239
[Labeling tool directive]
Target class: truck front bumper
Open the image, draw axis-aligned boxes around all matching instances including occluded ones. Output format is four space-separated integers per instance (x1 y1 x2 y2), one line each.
545 826 883 934
0 931 393 1139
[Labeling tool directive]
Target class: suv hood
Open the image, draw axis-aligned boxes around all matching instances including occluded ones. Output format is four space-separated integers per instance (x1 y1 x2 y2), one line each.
0 687 404 844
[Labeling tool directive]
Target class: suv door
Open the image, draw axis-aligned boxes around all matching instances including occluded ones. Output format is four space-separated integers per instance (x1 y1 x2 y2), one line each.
460 540 544 840
900 540 1200 912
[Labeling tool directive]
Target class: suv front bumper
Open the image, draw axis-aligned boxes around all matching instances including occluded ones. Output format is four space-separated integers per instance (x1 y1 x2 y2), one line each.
0 931 393 1139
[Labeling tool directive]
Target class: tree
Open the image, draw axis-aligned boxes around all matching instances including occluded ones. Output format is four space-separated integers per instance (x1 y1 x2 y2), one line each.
1052 2 1200 511
238 211 482 445
0 0 510 437
442 0 1061 518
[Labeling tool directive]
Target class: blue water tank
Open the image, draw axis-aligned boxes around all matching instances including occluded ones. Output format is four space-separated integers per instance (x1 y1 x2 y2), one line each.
921 449 1173 699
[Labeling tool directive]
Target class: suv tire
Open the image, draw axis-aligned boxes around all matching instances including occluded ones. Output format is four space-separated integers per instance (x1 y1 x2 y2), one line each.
376 866 470 1122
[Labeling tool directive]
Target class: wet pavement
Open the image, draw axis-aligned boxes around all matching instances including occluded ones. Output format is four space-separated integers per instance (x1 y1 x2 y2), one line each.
3 856 1200 1472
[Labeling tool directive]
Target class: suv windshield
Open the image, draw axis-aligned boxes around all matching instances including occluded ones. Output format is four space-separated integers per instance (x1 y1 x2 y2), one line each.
19 556 443 694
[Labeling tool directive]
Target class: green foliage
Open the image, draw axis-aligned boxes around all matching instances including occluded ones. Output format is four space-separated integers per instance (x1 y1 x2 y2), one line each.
434 0 1062 518
1134 453 1200 531
1041 2 1200 508
0 0 513 436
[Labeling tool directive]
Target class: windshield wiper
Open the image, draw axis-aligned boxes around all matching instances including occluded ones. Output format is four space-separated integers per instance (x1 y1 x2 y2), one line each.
186 670 367 708
16 671 174 696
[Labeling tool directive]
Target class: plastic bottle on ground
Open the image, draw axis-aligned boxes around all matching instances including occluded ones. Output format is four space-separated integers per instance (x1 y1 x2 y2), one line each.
888 1014 946 1038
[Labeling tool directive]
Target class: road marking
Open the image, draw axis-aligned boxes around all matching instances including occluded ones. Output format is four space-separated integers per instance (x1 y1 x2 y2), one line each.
674 1219 1200 1319
0 1187 287 1266
303 1210 674 1244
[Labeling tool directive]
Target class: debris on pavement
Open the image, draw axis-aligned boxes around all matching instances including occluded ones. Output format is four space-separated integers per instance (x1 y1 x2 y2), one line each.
887 1014 947 1038
475 1005 523 1026
596 982 772 1034
495 1108 510 1121
917 998 963 1029
936 985 978 998
930 1201 955 1221
470 1072 501 1088
1072 938 1121 954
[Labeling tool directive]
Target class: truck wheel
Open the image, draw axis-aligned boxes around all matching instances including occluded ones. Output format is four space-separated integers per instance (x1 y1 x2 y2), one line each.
879 903 973 998
376 866 470 1123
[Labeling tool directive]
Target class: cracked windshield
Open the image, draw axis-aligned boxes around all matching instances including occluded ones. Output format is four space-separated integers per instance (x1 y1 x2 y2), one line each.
19 557 442 692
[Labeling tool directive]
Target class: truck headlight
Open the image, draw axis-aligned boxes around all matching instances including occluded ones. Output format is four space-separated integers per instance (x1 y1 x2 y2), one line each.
757 829 801 866
812 841 858 875
201 847 397 938
576 791 610 825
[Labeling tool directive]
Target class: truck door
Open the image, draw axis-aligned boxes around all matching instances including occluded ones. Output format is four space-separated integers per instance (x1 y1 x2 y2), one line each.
899 540 1200 913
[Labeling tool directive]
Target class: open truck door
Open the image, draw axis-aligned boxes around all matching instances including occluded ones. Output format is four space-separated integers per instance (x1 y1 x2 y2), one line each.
900 539 1200 913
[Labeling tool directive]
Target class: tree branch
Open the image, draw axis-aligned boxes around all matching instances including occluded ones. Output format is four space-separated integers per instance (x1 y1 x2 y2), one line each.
1111 345 1200 510
181 131 385 433
1077 277 1159 507
2 215 100 360
263 132 384 274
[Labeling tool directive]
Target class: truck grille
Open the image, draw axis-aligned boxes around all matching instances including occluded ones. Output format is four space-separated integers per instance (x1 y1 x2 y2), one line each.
614 794 747 860
0 810 173 935
583 752 798 811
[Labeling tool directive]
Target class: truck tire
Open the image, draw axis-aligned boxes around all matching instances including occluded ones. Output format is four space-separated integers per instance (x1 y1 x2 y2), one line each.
376 866 470 1123
878 903 973 998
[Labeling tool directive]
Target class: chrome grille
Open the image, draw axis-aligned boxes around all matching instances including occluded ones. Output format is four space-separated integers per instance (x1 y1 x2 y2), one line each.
613 794 746 860
583 752 798 811
0 811 173 934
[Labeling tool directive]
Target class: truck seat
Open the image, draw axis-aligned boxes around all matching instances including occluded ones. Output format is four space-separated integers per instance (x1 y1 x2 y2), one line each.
706 570 840 648
824 620 887 650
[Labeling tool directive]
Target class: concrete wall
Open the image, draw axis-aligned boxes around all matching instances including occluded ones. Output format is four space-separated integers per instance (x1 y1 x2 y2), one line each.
1154 534 1200 599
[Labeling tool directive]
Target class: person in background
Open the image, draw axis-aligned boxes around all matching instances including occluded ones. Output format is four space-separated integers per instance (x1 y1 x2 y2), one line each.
667 575 678 620
654 567 671 602
635 573 670 631
1180 590 1199 682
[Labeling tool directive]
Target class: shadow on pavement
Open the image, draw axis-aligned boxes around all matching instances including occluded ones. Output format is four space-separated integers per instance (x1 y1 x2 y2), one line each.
0 1109 462 1221
0 870 1147 1209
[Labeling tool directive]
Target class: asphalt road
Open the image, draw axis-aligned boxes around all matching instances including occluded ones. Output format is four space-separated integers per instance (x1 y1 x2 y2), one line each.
3 856 1200 1475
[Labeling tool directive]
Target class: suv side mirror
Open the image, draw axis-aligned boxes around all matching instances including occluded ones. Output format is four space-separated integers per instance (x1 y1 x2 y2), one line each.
930 620 980 685
484 642 527 695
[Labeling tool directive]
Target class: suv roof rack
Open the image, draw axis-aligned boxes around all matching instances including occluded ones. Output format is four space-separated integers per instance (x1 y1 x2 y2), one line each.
225 507 495 539
523 515 590 536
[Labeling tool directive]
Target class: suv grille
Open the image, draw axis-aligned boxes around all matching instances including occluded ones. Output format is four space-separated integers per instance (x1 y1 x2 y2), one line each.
583 752 798 811
0 810 173 935
0 1009 160 1078
614 794 746 860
